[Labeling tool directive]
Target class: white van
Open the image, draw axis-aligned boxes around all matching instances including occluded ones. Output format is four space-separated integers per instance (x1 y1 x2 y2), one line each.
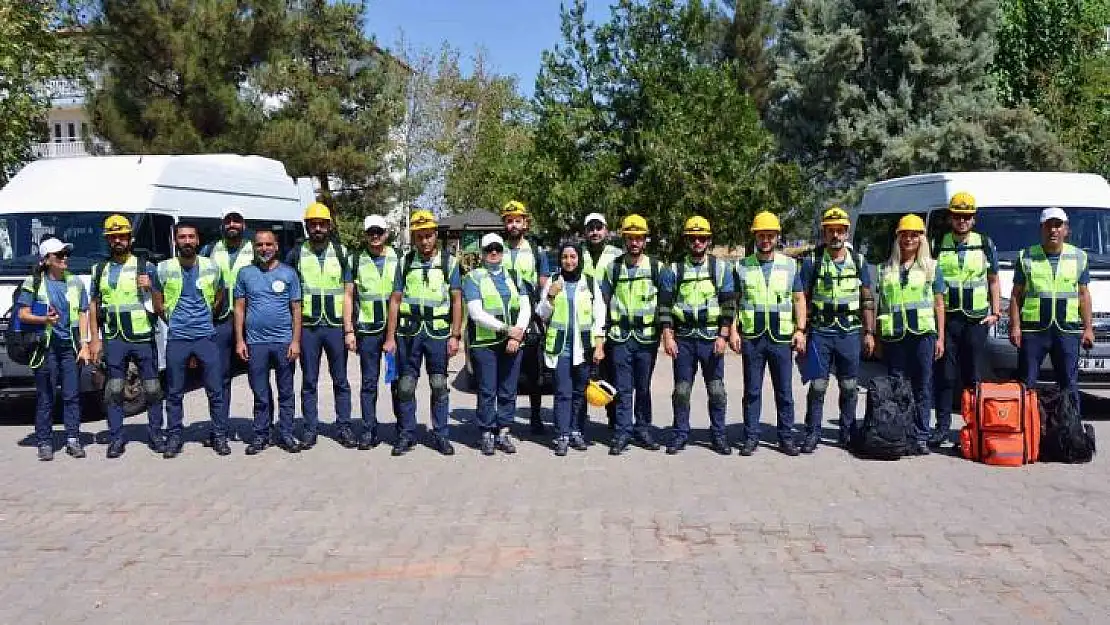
852 171 1110 389
0 154 313 411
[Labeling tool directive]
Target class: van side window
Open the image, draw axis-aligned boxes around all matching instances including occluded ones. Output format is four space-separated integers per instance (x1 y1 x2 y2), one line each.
132 213 175 262
190 218 223 251
151 214 174 259
285 221 304 251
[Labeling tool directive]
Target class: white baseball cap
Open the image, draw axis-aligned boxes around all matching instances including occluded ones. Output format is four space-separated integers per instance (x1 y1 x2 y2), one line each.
1040 207 1069 224
222 206 244 220
39 238 73 260
583 212 607 227
363 214 388 231
481 232 505 249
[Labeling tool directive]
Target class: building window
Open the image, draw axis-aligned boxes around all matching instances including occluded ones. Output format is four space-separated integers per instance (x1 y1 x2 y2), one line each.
67 123 76 142
53 123 62 143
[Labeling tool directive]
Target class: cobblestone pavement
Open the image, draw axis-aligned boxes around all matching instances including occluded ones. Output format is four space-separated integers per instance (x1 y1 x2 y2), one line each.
2 351 1109 624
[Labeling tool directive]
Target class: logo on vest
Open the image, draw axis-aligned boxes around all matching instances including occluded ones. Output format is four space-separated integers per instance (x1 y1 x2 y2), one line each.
272 280 286 293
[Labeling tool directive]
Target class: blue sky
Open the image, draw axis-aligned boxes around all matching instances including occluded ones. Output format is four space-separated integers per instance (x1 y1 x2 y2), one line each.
367 0 618 96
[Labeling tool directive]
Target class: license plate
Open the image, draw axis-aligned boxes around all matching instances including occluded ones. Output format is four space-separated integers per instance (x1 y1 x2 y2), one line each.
1079 358 1110 371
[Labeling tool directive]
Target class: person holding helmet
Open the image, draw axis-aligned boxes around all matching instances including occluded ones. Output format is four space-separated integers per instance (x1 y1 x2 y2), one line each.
17 238 93 461
799 207 875 451
463 232 533 456
931 192 1002 448
285 202 353 450
202 207 253 441
876 214 946 455
581 212 623 431
659 216 736 455
88 215 164 458
734 211 807 456
600 213 664 455
1010 207 1095 414
385 210 463 456
347 215 400 450
500 200 551 434
535 239 607 455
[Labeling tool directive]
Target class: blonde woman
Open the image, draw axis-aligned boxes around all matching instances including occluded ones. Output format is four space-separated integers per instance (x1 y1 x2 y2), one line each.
875 215 946 455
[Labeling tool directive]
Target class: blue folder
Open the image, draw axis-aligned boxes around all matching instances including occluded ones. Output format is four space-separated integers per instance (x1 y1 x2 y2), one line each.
799 334 826 384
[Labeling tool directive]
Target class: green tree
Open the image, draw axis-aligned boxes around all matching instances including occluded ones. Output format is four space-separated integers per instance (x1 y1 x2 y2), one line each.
716 0 778 111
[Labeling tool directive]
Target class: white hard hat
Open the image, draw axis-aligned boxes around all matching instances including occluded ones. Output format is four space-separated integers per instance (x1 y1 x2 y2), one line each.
481 232 505 249
363 214 389 231
222 207 244 220
583 212 607 227
39 238 73 260
1040 207 1069 224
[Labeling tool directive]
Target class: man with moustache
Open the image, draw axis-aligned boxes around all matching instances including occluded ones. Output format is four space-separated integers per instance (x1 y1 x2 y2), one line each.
87 214 165 457
153 223 228 458
580 212 623 431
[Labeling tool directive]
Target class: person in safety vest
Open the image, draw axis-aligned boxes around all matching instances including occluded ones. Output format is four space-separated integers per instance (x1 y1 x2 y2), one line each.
500 200 550 434
581 212 623 431
88 215 165 458
601 213 664 455
876 214 946 455
733 211 807 456
285 202 353 450
153 223 228 458
235 229 303 455
931 192 1002 448
535 239 607 455
202 207 253 441
18 238 92 461
1010 207 1095 413
659 216 736 455
384 210 463 456
463 232 533 456
799 207 875 451
347 215 401 450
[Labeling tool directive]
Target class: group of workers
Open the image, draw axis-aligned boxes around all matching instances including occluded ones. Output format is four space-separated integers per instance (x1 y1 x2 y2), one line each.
20 193 1093 461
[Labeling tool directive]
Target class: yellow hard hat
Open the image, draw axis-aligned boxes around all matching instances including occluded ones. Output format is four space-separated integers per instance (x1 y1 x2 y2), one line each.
896 214 926 233
683 216 712 236
620 214 649 236
750 211 782 233
103 214 132 236
585 379 617 407
410 209 438 231
821 206 851 228
304 202 332 222
501 200 528 218
948 191 976 214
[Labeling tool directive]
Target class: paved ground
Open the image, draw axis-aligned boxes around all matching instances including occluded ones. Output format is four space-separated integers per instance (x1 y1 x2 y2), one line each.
2 350 1109 624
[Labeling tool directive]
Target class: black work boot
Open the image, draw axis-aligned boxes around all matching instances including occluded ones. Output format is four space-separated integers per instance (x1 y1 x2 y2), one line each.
739 439 758 456
106 438 126 459
569 431 588 451
211 434 232 456
801 432 820 454
666 435 687 455
149 430 166 454
357 428 380 450
37 443 54 461
635 429 660 451
431 434 455 456
554 436 569 457
277 435 301 453
780 438 800 457
496 429 517 454
65 438 86 459
336 424 357 449
609 434 630 456
299 430 318 450
163 433 184 459
391 434 415 457
245 437 268 455
480 431 496 456
711 434 732 456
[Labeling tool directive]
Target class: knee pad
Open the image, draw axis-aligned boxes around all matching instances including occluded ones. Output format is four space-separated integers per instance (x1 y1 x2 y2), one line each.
671 380 693 408
707 379 727 408
104 378 126 407
429 373 450 403
396 375 418 402
839 377 858 399
808 377 829 399
142 378 163 404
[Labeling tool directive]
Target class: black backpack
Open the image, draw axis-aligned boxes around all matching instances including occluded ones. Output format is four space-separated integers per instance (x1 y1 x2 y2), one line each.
851 375 915 460
4 271 44 366
1038 387 1096 463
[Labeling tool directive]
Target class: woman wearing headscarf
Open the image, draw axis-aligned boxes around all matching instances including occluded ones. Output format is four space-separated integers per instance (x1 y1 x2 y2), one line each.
535 240 607 455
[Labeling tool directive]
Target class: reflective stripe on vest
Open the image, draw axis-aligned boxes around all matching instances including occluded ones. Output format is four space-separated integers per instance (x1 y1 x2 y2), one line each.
545 281 594 356
209 240 254 321
299 242 345 326
354 248 397 335
23 272 82 368
1019 243 1084 333
464 267 521 348
399 250 456 338
671 258 722 338
158 257 219 321
97 255 153 341
877 262 936 339
937 232 989 316
582 245 622 282
738 253 796 342
607 255 659 342
810 250 862 331
505 239 538 295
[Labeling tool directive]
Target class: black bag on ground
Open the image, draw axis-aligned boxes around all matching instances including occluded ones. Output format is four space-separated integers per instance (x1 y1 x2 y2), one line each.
4 272 44 366
1038 387 1096 463
851 375 915 460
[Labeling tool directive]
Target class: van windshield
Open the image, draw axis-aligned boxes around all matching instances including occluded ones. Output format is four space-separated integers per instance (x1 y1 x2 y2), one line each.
0 213 118 276
927 207 1110 268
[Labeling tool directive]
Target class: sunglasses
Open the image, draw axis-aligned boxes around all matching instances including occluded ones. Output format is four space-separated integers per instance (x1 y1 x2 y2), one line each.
51 251 71 260
586 223 605 231
484 244 504 254
899 232 922 239
689 235 710 243
951 214 974 222
366 227 385 237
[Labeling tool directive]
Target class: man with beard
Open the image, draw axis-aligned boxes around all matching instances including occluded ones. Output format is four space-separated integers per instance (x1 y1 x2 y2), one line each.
153 223 228 458
659 216 736 455
499 200 550 434
799 207 875 452
580 212 622 431
286 202 353 450
87 215 165 457
202 207 254 440
733 211 807 457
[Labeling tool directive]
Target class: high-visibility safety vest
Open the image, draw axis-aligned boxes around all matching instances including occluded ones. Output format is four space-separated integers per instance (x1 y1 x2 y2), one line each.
809 249 863 332
737 253 797 342
353 248 398 335
398 249 457 339
462 267 521 348
1018 243 1086 333
22 272 83 369
298 242 346 327
606 255 660 343
157 257 220 322
504 238 539 296
936 232 989 317
582 244 622 282
877 262 937 340
209 239 254 321
545 278 595 356
670 256 726 339
95 255 154 342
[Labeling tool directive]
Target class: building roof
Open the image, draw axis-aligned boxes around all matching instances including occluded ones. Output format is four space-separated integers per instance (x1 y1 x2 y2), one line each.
438 210 503 231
